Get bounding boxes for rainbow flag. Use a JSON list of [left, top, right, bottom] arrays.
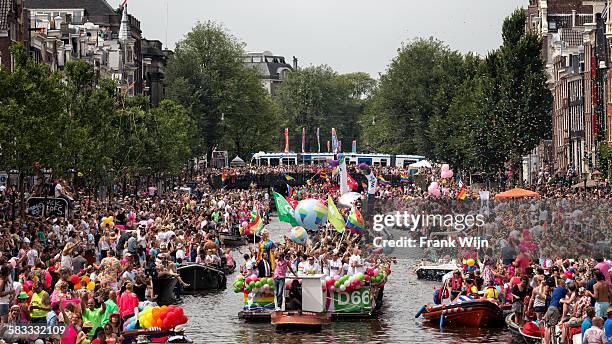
[[248, 208, 264, 236], [319, 171, 329, 181], [283, 173, 295, 181], [400, 173, 410, 183], [346, 207, 365, 235], [376, 175, 390, 186], [457, 180, 467, 201]]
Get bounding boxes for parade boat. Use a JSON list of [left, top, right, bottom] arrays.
[[271, 274, 331, 330], [178, 263, 227, 292], [121, 327, 193, 343], [219, 226, 246, 247], [413, 261, 458, 281], [416, 297, 504, 328]]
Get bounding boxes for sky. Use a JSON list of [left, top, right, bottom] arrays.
[[108, 0, 526, 77]]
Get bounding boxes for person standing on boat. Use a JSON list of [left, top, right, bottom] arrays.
[[257, 252, 272, 277], [512, 277, 529, 325], [449, 271, 463, 301], [272, 251, 297, 311]]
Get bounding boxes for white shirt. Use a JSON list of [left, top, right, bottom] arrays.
[[176, 249, 186, 261], [26, 249, 38, 266], [328, 259, 343, 277], [348, 255, 364, 275]]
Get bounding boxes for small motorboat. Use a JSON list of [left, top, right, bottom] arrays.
[[271, 274, 331, 330], [416, 297, 504, 328], [178, 263, 227, 292], [414, 261, 458, 281], [152, 276, 179, 305], [506, 313, 542, 344], [506, 313, 582, 344]]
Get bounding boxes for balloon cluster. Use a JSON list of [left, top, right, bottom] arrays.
[[440, 164, 454, 179], [69, 275, 95, 291], [137, 305, 188, 330], [324, 273, 366, 293], [366, 268, 387, 286], [428, 182, 441, 197], [101, 216, 114, 229], [233, 274, 275, 293], [462, 257, 478, 272]]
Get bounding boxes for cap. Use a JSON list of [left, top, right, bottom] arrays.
[[17, 292, 29, 299], [83, 321, 93, 328]]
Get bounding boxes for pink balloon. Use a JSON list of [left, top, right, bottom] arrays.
[[441, 164, 450, 171], [428, 187, 441, 197], [333, 275, 340, 281], [441, 169, 454, 179], [329, 285, 335, 292]]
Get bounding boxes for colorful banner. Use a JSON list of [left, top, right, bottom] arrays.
[[327, 196, 345, 233], [301, 127, 305, 153], [273, 191, 298, 226], [316, 127, 320, 153], [352, 140, 357, 153], [339, 153, 348, 195], [327, 140, 330, 153], [284, 128, 289, 153]]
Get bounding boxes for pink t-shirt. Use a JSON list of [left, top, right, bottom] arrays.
[[61, 324, 77, 344], [118, 291, 139, 318], [273, 259, 289, 279], [583, 326, 606, 344]]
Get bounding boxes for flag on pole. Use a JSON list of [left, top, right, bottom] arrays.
[[457, 179, 467, 200], [319, 171, 329, 181], [284, 128, 289, 153], [352, 140, 357, 153], [301, 127, 305, 153], [400, 173, 410, 183], [248, 208, 264, 236], [331, 128, 338, 153], [120, 0, 128, 7], [316, 127, 320, 153], [272, 192, 298, 226], [327, 140, 330, 153], [283, 173, 295, 181], [327, 196, 345, 233], [286, 197, 299, 209], [346, 206, 365, 235], [286, 184, 294, 197], [376, 175, 390, 186]]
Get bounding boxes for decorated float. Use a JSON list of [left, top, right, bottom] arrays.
[[121, 305, 192, 343]]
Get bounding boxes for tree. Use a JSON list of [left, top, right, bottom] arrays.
[[165, 21, 278, 159], [276, 66, 375, 152]]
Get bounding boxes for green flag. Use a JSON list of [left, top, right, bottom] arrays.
[[327, 196, 345, 233], [273, 192, 298, 226]]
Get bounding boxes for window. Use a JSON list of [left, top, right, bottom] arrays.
[[126, 48, 133, 63]]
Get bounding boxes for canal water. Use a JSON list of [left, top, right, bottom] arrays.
[[179, 218, 513, 343]]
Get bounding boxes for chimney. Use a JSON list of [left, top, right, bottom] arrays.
[[292, 56, 298, 70]]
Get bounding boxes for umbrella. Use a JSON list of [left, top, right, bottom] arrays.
[[494, 188, 540, 199]]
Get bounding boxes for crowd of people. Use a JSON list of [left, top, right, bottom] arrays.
[[0, 161, 609, 344]]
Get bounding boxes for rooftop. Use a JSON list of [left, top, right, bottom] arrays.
[[24, 0, 116, 16]]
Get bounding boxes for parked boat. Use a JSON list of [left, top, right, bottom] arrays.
[[178, 263, 227, 292], [416, 297, 504, 328], [152, 276, 178, 306], [219, 227, 246, 247], [414, 261, 458, 281], [506, 313, 541, 344], [505, 313, 582, 344], [271, 310, 331, 330]]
